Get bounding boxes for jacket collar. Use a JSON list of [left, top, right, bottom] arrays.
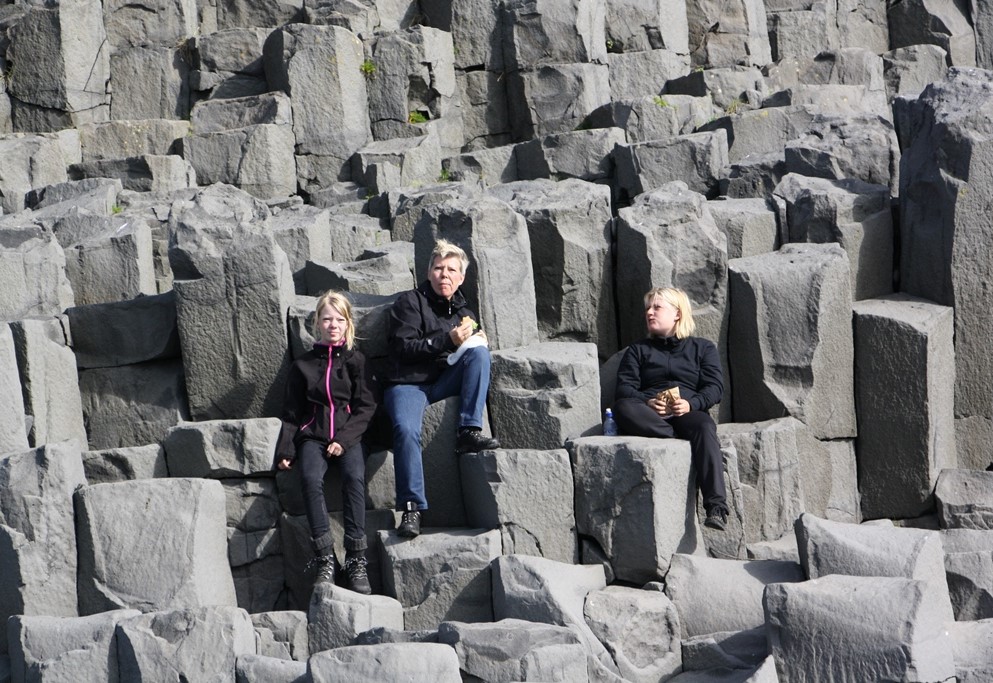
[[649, 335, 682, 350], [313, 341, 346, 357], [418, 279, 467, 312]]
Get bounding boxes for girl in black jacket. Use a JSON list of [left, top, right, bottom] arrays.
[[613, 287, 729, 531], [274, 291, 376, 593]]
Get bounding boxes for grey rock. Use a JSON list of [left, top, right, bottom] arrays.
[[109, 46, 192, 120], [570, 436, 704, 584], [420, 0, 503, 70], [78, 359, 188, 449], [614, 130, 729, 201], [766, 3, 838, 63], [229, 526, 278, 567], [795, 512, 955, 623], [329, 213, 392, 262], [63, 220, 157, 306], [681, 627, 769, 671], [251, 610, 308, 661], [305, 252, 412, 297], [9, 318, 86, 448], [728, 243, 855, 439], [949, 619, 993, 683], [389, 181, 481, 242], [164, 417, 281, 477], [223, 478, 281, 532], [888, 0, 975, 67], [716, 419, 806, 545], [76, 478, 237, 614], [264, 24, 370, 182], [69, 155, 197, 193], [268, 205, 332, 292], [664, 66, 765, 111], [506, 63, 611, 139], [457, 70, 512, 151], [413, 194, 539, 350], [584, 585, 681, 683], [853, 295, 956, 519], [308, 583, 404, 652], [685, 0, 770, 68], [116, 606, 256, 680], [501, 0, 607, 70], [615, 181, 728, 349], [103, 0, 197, 48], [308, 643, 462, 682], [936, 469, 993, 530], [198, 28, 271, 76], [236, 654, 307, 683], [25, 178, 121, 213], [379, 528, 500, 630], [0, 327, 28, 454], [489, 342, 601, 449], [764, 83, 888, 120], [707, 198, 777, 259], [0, 442, 86, 649], [882, 44, 949, 101], [7, 610, 140, 683], [584, 97, 682, 144], [216, 0, 304, 29], [186, 123, 297, 199], [899, 68, 993, 470], [665, 554, 803, 637], [765, 574, 955, 682], [769, 48, 889, 116], [797, 436, 859, 525], [492, 554, 618, 680], [443, 144, 517, 185], [461, 449, 578, 563], [605, 0, 688, 54], [774, 173, 893, 300], [232, 553, 285, 613], [700, 105, 817, 164], [7, 2, 109, 122], [82, 444, 167, 484], [942, 529, 993, 621], [437, 618, 588, 682], [66, 291, 180, 369], [190, 92, 293, 134], [0, 228, 74, 321], [0, 135, 68, 214], [516, 128, 626, 183], [722, 153, 788, 200], [607, 49, 690, 101], [352, 134, 443, 195]]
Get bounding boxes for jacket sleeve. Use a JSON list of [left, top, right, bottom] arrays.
[[615, 344, 653, 402], [330, 351, 377, 451], [691, 339, 724, 412], [389, 291, 456, 362], [273, 362, 307, 467]]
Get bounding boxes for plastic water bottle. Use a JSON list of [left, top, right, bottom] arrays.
[[603, 408, 618, 436]]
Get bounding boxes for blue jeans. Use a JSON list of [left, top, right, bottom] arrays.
[[384, 345, 491, 511]]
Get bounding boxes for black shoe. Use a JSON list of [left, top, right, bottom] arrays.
[[343, 555, 372, 594], [398, 502, 421, 538], [306, 554, 335, 584], [704, 506, 728, 531], [456, 428, 500, 455]]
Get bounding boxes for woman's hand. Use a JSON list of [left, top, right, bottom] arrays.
[[669, 398, 691, 416], [647, 397, 691, 417], [277, 458, 293, 470], [326, 442, 344, 457], [449, 320, 475, 347]]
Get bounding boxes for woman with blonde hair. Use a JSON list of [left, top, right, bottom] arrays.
[[274, 290, 376, 592], [613, 287, 729, 530]]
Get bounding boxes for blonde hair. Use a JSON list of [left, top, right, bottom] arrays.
[[644, 287, 696, 339], [428, 239, 469, 277], [312, 290, 356, 349]]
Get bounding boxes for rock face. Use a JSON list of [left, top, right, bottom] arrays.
[[4, 2, 993, 680]]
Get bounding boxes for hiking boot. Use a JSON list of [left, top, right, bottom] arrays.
[[456, 427, 500, 455], [343, 555, 372, 594], [704, 506, 728, 531], [398, 501, 421, 538], [306, 554, 335, 584]]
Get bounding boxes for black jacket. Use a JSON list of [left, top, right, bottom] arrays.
[[385, 280, 477, 385], [273, 342, 376, 466], [615, 336, 723, 412]]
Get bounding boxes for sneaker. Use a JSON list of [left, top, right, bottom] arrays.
[[456, 428, 500, 455], [398, 507, 421, 538], [343, 556, 372, 595], [704, 506, 728, 531], [306, 554, 335, 584]]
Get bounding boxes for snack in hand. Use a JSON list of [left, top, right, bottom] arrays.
[[461, 316, 479, 330], [656, 387, 680, 405]]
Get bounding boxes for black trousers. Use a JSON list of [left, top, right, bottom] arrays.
[[613, 397, 727, 511], [297, 439, 367, 550]]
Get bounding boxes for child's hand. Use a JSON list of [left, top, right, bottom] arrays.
[[277, 458, 293, 470]]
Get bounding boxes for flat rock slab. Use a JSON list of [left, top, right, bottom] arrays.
[[308, 642, 462, 682], [936, 468, 993, 530]]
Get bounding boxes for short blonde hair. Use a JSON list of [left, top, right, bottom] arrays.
[[644, 287, 696, 339], [428, 239, 469, 277], [312, 290, 356, 349]]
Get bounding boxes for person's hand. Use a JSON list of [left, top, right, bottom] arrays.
[[476, 329, 487, 343], [648, 397, 667, 417], [326, 442, 343, 457], [669, 398, 690, 416], [648, 396, 690, 417], [449, 319, 475, 347], [277, 458, 293, 470]]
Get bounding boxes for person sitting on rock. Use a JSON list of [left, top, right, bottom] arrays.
[[385, 239, 500, 539], [612, 287, 729, 531], [274, 290, 376, 593]]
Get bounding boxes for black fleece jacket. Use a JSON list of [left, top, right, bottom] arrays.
[[273, 342, 376, 466], [385, 280, 477, 385], [615, 336, 724, 412]]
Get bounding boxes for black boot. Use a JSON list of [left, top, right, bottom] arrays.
[[307, 530, 336, 584], [343, 536, 371, 594], [398, 500, 421, 538]]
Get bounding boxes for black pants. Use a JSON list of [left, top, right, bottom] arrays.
[[613, 397, 727, 511], [297, 439, 366, 548]]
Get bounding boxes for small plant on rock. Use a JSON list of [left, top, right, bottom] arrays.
[[408, 111, 428, 124], [438, 167, 452, 182], [360, 59, 376, 79], [653, 95, 671, 108]]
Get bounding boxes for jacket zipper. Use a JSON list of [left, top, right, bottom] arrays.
[[325, 351, 335, 442]]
